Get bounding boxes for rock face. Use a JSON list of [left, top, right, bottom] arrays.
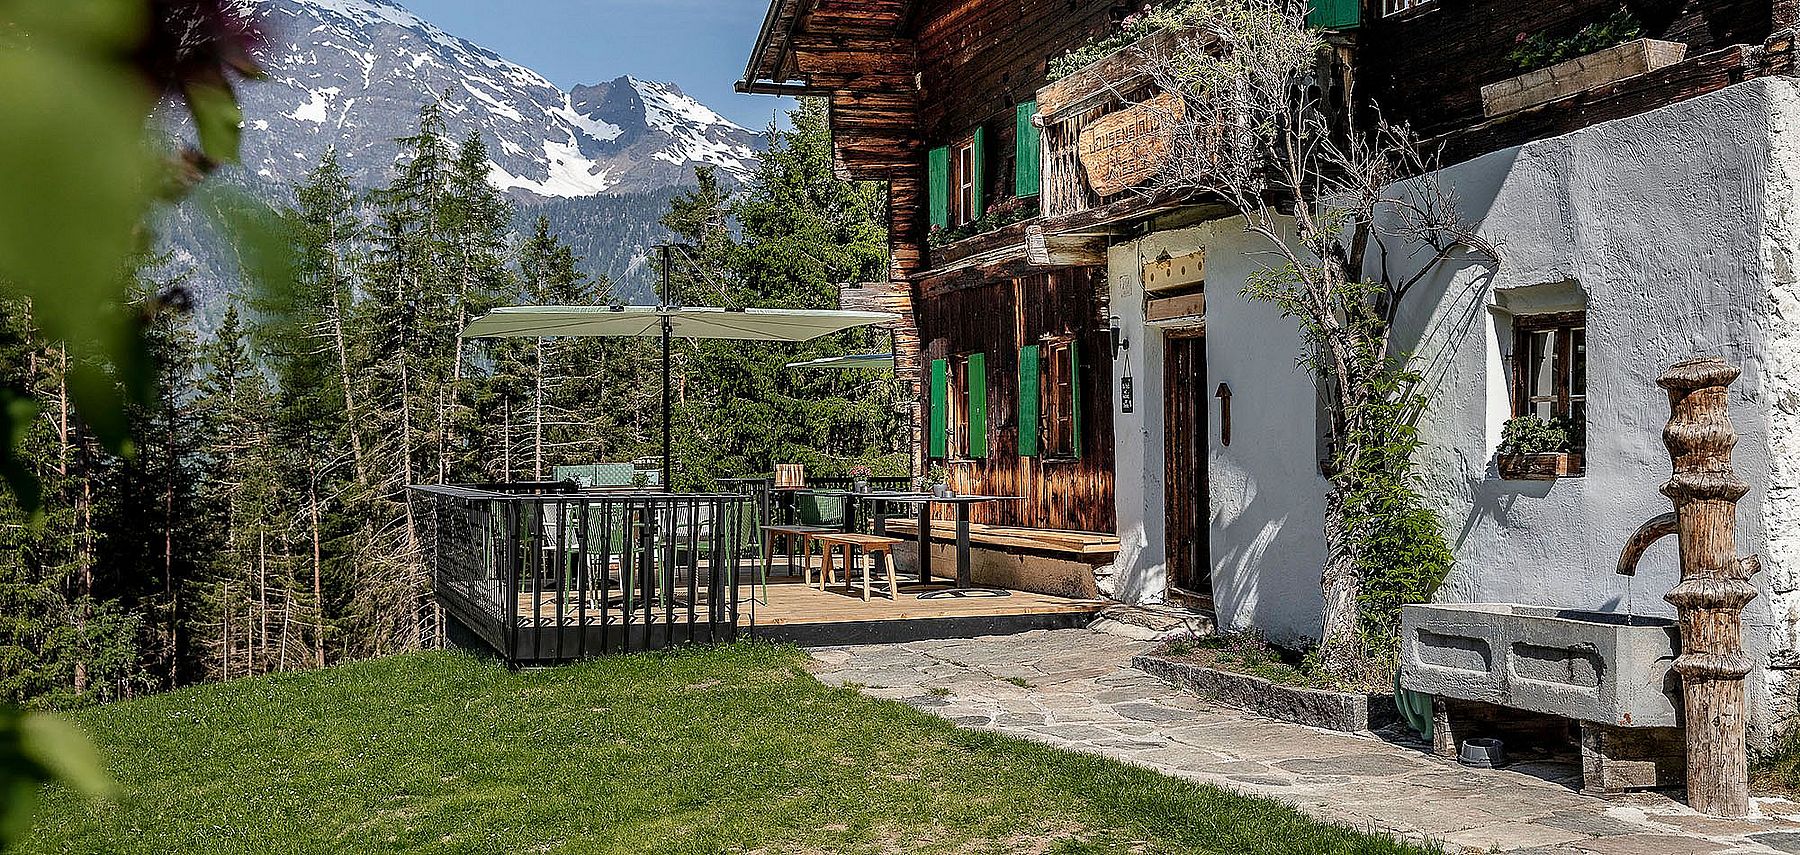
[[229, 0, 764, 199]]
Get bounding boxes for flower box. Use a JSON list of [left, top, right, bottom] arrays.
[[1496, 452, 1584, 481], [1481, 38, 1688, 117]]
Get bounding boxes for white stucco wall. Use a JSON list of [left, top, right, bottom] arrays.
[[1107, 78, 1800, 735], [1109, 218, 1332, 647]]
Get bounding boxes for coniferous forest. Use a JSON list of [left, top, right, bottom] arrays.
[[0, 99, 905, 709]]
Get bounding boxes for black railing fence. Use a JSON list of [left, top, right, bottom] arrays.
[[412, 485, 750, 665]]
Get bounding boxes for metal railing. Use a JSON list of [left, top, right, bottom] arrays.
[[412, 484, 751, 666]]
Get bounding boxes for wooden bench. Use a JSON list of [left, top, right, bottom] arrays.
[[884, 520, 1121, 557], [761, 525, 835, 583], [813, 532, 905, 601]]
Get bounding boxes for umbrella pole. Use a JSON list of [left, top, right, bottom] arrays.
[[661, 314, 672, 493], [660, 244, 675, 494]]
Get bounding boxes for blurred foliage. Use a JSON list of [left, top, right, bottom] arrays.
[[0, 0, 270, 846], [1, 709, 112, 849]]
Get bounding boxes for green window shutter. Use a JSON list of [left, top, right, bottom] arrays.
[[967, 353, 988, 458], [1305, 0, 1360, 29], [1018, 345, 1040, 457], [1069, 338, 1083, 459], [1015, 101, 1041, 197], [927, 146, 950, 229], [929, 358, 949, 459], [971, 125, 988, 219]]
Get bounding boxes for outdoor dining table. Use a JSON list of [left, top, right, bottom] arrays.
[[805, 490, 1022, 593]]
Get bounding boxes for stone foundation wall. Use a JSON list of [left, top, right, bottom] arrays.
[[890, 542, 1107, 600]]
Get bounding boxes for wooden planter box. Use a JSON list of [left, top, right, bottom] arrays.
[[1496, 452, 1583, 480], [1481, 38, 1688, 117]]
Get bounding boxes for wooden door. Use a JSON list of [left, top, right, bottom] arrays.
[[1164, 334, 1211, 600]]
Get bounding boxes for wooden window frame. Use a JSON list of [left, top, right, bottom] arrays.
[[1511, 310, 1587, 452], [940, 352, 991, 461], [1040, 336, 1079, 460], [951, 354, 971, 459], [950, 136, 977, 227]]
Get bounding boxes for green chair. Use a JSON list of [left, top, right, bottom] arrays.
[[796, 494, 846, 528]]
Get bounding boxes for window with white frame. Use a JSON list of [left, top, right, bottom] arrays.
[[1382, 0, 1435, 17]]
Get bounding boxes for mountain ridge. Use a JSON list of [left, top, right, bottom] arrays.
[[233, 0, 765, 199], [166, 0, 762, 315]]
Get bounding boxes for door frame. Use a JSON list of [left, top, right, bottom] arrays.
[[1162, 328, 1212, 609]]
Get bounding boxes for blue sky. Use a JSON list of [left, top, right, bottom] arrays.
[[400, 0, 793, 130]]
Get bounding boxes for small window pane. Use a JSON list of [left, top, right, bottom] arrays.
[[1528, 331, 1554, 399], [1570, 327, 1586, 397]]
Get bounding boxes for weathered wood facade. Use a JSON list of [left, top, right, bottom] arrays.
[[917, 270, 1117, 531], [743, 0, 1129, 534]]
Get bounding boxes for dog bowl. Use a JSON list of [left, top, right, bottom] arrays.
[[1458, 737, 1507, 768]]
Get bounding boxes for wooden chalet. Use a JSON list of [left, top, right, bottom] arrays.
[[740, 0, 1800, 607]]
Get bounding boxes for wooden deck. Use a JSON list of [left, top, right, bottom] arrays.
[[499, 565, 1111, 650], [745, 578, 1109, 645]]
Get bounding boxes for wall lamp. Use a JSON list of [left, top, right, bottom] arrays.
[[1108, 314, 1128, 353]]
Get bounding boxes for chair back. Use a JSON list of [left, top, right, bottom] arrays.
[[774, 463, 806, 488], [796, 493, 845, 527]]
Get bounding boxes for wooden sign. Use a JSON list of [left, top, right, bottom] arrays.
[[1145, 292, 1206, 325], [1144, 248, 1206, 291], [1077, 92, 1184, 197]]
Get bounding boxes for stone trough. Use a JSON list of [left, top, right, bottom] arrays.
[[1400, 603, 1686, 793], [1399, 602, 1680, 727]]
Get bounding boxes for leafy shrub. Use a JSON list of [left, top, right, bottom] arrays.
[[1353, 497, 1455, 665], [1497, 414, 1573, 456], [1507, 7, 1645, 74]]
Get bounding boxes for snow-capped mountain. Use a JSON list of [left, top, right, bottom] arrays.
[[235, 0, 764, 199]]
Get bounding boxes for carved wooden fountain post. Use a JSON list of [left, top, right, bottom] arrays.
[[1618, 357, 1760, 817]]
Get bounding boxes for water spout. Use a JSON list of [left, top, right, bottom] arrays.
[[1616, 511, 1677, 577]]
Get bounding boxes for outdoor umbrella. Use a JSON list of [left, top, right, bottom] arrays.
[[783, 352, 894, 371], [463, 304, 897, 490]]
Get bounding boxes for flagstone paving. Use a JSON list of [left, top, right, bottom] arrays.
[[805, 628, 1800, 854]]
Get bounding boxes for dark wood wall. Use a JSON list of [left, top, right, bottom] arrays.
[[908, 0, 1124, 215], [916, 268, 1117, 533], [1359, 0, 1778, 138]]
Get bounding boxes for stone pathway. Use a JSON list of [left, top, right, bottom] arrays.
[[806, 628, 1800, 854]]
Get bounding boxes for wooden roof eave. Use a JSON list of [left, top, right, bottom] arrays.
[[738, 0, 814, 94]]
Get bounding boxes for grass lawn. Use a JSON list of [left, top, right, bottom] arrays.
[[23, 643, 1435, 854]]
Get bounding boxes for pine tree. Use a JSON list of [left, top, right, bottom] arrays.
[[666, 100, 904, 488], [357, 103, 457, 655], [0, 294, 148, 708], [476, 217, 624, 481], [193, 305, 306, 680], [95, 276, 212, 691]]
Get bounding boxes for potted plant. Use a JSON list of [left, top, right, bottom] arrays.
[[850, 464, 872, 493], [925, 464, 953, 498], [1496, 415, 1583, 479]]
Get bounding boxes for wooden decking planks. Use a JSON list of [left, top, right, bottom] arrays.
[[884, 518, 1121, 555], [750, 578, 1107, 626]]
